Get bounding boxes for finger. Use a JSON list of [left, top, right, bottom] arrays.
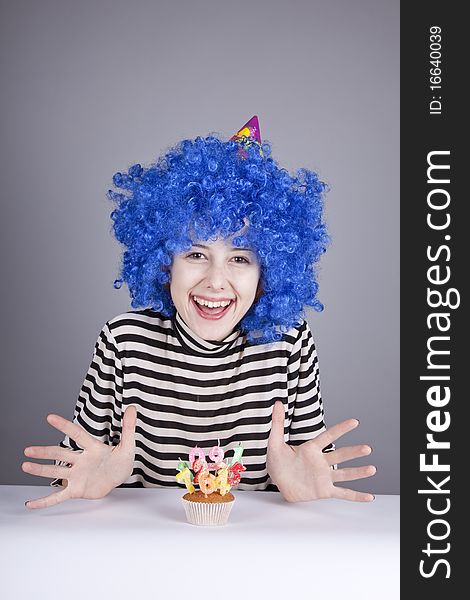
[[325, 444, 372, 466], [24, 445, 79, 464], [46, 414, 97, 450], [268, 401, 286, 449], [25, 488, 70, 510], [332, 485, 375, 502], [332, 465, 377, 483], [22, 461, 71, 480], [307, 419, 360, 450], [119, 405, 137, 452]]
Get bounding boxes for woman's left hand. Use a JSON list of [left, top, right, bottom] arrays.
[[266, 401, 376, 503]]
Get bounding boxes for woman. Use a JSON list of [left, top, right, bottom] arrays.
[[22, 117, 376, 509]]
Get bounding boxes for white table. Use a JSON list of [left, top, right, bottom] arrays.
[[0, 486, 399, 600]]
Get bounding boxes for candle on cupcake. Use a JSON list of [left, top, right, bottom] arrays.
[[176, 442, 246, 527], [176, 443, 246, 496]]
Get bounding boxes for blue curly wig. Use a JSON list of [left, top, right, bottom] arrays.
[[108, 135, 329, 344]]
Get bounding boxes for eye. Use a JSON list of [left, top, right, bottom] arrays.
[[231, 255, 250, 264], [185, 252, 206, 262]]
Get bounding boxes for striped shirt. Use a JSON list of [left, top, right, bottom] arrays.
[[52, 309, 327, 491]]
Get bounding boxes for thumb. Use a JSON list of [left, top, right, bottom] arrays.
[[268, 401, 286, 450], [120, 404, 137, 452]]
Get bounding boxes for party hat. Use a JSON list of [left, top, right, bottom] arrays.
[[230, 115, 263, 157]]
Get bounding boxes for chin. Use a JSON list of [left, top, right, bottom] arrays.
[[196, 322, 233, 341]]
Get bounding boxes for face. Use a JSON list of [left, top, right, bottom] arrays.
[[170, 237, 261, 341]]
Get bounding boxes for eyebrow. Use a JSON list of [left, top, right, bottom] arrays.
[[191, 243, 254, 253]]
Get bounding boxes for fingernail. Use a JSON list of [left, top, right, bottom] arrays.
[[356, 418, 361, 425], [24, 501, 29, 507]]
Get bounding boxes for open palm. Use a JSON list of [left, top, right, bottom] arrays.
[[22, 405, 137, 509], [267, 401, 376, 503]]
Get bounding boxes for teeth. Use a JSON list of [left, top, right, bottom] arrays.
[[193, 296, 232, 308]]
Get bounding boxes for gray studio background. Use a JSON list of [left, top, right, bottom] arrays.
[[0, 0, 399, 493]]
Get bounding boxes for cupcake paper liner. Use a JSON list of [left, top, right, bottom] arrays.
[[181, 496, 235, 526]]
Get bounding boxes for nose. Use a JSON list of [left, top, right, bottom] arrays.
[[205, 262, 228, 290]]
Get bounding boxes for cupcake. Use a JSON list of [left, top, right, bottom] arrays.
[[176, 442, 246, 526]]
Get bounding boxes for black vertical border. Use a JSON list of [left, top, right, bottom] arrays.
[[401, 2, 464, 596]]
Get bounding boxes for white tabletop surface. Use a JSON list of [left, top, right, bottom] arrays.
[[0, 486, 399, 600]]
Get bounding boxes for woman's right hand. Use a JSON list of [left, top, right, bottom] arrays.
[[22, 405, 137, 510]]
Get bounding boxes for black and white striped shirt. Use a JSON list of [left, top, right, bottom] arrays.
[[52, 309, 327, 491]]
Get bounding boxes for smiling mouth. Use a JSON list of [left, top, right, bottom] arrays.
[[191, 296, 235, 320]]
